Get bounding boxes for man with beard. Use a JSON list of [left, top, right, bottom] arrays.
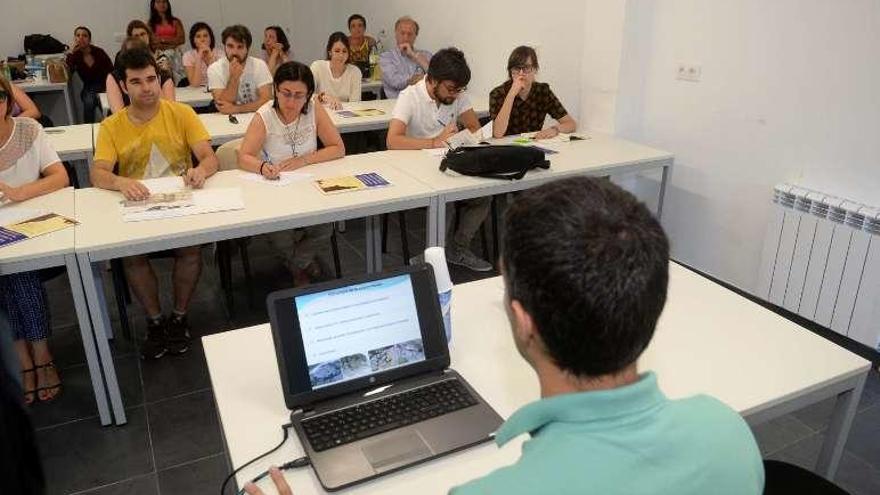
[[387, 47, 492, 272], [91, 46, 219, 360], [208, 24, 273, 115]]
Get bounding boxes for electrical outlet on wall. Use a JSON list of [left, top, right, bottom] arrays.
[[676, 63, 701, 82]]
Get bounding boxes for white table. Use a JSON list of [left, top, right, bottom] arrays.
[[385, 134, 674, 248], [362, 79, 383, 99], [99, 85, 214, 117], [199, 112, 255, 145], [74, 159, 439, 424], [15, 79, 76, 125], [44, 124, 94, 187], [0, 188, 110, 424], [203, 264, 869, 493]]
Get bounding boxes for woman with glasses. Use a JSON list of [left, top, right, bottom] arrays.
[[489, 45, 576, 138], [237, 61, 345, 286]]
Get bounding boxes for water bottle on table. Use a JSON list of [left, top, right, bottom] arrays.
[[424, 247, 453, 344]]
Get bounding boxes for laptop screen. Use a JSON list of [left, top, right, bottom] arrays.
[[295, 274, 427, 390]]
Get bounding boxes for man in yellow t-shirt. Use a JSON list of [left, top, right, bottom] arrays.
[[91, 47, 219, 361]]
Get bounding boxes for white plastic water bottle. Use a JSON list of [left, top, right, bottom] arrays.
[[424, 247, 453, 344]]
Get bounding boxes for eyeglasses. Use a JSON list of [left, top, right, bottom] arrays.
[[440, 82, 467, 95], [511, 65, 536, 74], [279, 90, 309, 101]]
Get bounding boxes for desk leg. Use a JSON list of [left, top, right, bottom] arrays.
[[63, 86, 76, 125], [65, 254, 112, 426], [656, 160, 673, 220], [434, 196, 447, 247], [816, 372, 866, 480], [427, 196, 439, 247], [77, 254, 127, 425], [365, 216, 383, 273]]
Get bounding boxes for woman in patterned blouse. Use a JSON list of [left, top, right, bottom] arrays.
[[489, 45, 577, 139]]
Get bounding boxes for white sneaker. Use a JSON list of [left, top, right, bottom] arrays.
[[446, 246, 493, 272]]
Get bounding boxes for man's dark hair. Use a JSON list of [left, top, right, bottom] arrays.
[[189, 22, 216, 50], [427, 47, 470, 88], [348, 14, 366, 29], [114, 46, 159, 85], [325, 31, 350, 62], [502, 176, 670, 377], [222, 24, 253, 50], [262, 26, 290, 53], [273, 61, 315, 115], [506, 45, 539, 78]]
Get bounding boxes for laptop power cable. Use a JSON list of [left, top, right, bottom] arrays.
[[220, 422, 311, 495]]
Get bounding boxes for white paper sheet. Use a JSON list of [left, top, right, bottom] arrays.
[[0, 207, 48, 226], [122, 188, 245, 222], [238, 171, 314, 187], [140, 176, 188, 193], [422, 148, 447, 157]]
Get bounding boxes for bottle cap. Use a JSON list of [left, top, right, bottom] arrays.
[[424, 246, 453, 293]]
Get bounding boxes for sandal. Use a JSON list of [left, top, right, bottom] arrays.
[[21, 367, 36, 405], [34, 361, 62, 402]]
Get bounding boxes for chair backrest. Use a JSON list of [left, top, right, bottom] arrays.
[[216, 138, 244, 171], [763, 460, 850, 495]]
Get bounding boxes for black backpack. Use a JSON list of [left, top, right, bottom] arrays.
[[439, 145, 550, 180], [23, 34, 68, 55]]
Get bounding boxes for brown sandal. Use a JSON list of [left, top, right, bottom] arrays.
[[34, 361, 62, 402]]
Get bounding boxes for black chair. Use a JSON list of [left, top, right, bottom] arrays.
[[763, 460, 850, 494]]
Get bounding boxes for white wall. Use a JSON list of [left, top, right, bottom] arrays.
[[612, 0, 880, 292]]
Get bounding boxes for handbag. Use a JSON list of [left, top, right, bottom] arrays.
[[23, 34, 68, 55], [439, 145, 550, 180]]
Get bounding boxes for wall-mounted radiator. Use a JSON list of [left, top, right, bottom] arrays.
[[757, 184, 880, 351]]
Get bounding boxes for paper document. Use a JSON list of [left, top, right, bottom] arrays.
[[446, 129, 482, 149], [121, 188, 245, 222], [140, 176, 188, 193], [0, 210, 77, 248], [423, 148, 447, 157], [315, 172, 391, 194], [336, 108, 385, 118], [238, 170, 314, 187]]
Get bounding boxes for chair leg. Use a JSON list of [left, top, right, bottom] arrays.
[[381, 213, 389, 253], [398, 211, 410, 264], [480, 219, 490, 262], [238, 239, 255, 310], [216, 242, 234, 316], [331, 228, 342, 279], [110, 259, 132, 341]]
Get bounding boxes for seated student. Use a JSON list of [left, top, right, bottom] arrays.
[[127, 20, 176, 84], [261, 26, 293, 76], [64, 26, 113, 123], [0, 76, 69, 404], [310, 32, 362, 110], [347, 14, 376, 74], [387, 48, 491, 272], [238, 61, 345, 286], [244, 177, 766, 495], [490, 45, 576, 138], [106, 36, 175, 114], [182, 22, 224, 87], [149, 0, 186, 83], [379, 16, 431, 98], [208, 25, 273, 115], [5, 83, 41, 121], [90, 47, 219, 360]]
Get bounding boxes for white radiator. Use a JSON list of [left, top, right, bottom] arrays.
[[757, 184, 880, 351]]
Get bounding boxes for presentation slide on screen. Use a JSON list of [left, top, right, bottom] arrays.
[[295, 275, 426, 389]]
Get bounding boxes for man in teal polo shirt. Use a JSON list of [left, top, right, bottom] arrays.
[[244, 176, 764, 495]]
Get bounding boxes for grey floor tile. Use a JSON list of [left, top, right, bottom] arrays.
[[75, 473, 159, 495], [842, 403, 880, 469], [156, 454, 234, 495], [37, 407, 153, 495], [791, 396, 836, 433], [147, 390, 224, 470], [751, 414, 816, 456], [141, 340, 211, 403], [31, 355, 142, 429], [768, 433, 880, 495]]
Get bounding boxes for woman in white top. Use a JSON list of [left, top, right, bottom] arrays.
[[238, 61, 345, 286], [310, 32, 362, 110], [0, 76, 69, 405], [181, 22, 224, 87]]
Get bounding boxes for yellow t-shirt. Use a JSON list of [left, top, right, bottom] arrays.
[[94, 100, 210, 179]]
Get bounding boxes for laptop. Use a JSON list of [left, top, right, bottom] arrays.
[[268, 265, 503, 491]]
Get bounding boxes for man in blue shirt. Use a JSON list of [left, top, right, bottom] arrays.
[[379, 16, 432, 98], [244, 177, 764, 494]]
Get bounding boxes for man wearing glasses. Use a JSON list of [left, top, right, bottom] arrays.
[[490, 45, 577, 139], [387, 47, 492, 272]]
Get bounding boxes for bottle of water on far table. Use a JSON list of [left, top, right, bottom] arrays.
[[424, 247, 453, 344]]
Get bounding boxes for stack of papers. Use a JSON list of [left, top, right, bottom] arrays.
[[315, 172, 391, 194], [121, 177, 245, 222], [335, 108, 386, 118], [0, 208, 77, 248]]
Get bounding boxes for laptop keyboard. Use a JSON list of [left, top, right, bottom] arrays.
[[301, 379, 479, 452]]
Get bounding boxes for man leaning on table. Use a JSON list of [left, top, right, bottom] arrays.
[[243, 176, 764, 495], [387, 47, 492, 272], [91, 46, 219, 361]]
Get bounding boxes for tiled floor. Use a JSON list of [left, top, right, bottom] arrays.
[[24, 210, 880, 494]]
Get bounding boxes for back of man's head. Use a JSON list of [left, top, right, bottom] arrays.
[[427, 48, 470, 88], [222, 24, 252, 49], [501, 176, 669, 377]]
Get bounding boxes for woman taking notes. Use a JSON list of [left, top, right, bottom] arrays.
[[489, 45, 576, 139], [310, 32, 362, 110], [238, 61, 345, 286]]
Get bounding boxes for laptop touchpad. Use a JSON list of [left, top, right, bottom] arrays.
[[362, 430, 433, 472]]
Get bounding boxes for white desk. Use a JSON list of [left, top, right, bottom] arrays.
[[74, 159, 439, 424], [199, 112, 255, 145], [99, 85, 214, 117], [15, 79, 75, 125], [362, 79, 383, 99], [385, 134, 674, 247], [0, 188, 110, 424], [45, 124, 95, 187], [203, 264, 869, 493]]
